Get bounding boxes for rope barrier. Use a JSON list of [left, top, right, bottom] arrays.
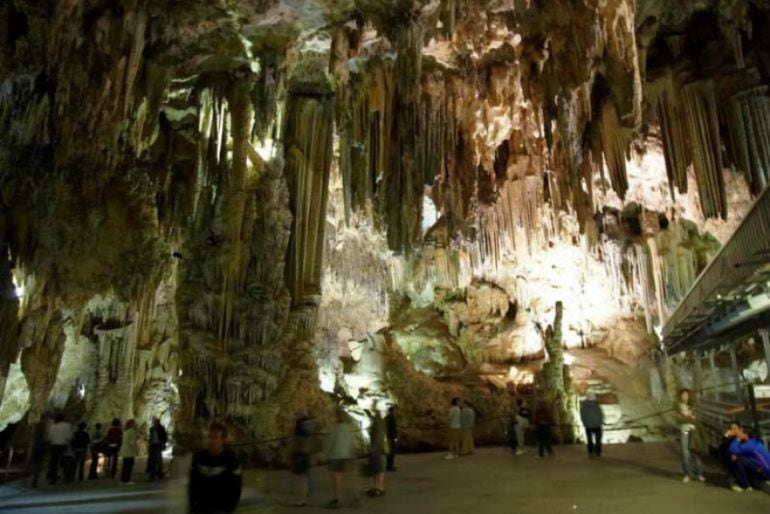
[[226, 379, 760, 450]]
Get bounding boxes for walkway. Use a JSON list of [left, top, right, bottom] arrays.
[[0, 443, 767, 513]]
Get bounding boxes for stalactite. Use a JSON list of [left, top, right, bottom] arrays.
[[653, 74, 689, 197], [681, 80, 727, 219], [726, 85, 770, 194], [599, 99, 630, 199], [284, 90, 335, 305]]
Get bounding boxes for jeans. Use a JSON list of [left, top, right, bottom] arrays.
[[106, 446, 119, 478], [121, 457, 135, 483], [536, 424, 553, 457], [147, 445, 164, 479], [73, 449, 87, 481], [47, 445, 67, 483], [681, 432, 703, 477], [585, 427, 602, 456]]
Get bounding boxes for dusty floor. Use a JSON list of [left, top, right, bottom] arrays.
[[0, 443, 767, 513]]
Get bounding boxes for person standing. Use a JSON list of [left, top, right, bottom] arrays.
[[27, 421, 47, 488], [72, 422, 91, 481], [460, 402, 476, 456], [444, 398, 462, 460], [189, 422, 243, 514], [385, 406, 399, 472], [675, 388, 705, 483], [533, 401, 554, 458], [120, 419, 138, 485], [147, 418, 168, 480], [514, 398, 531, 455], [47, 413, 74, 484], [88, 422, 104, 479], [580, 393, 604, 458], [105, 418, 123, 479], [366, 406, 387, 498], [291, 415, 320, 507], [326, 409, 357, 509]]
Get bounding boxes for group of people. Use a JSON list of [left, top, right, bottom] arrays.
[[676, 387, 770, 491], [288, 404, 399, 509], [445, 397, 477, 460], [27, 413, 168, 488]]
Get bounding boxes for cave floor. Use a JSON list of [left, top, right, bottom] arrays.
[[0, 443, 767, 513]]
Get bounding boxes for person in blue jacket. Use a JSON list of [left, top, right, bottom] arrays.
[[728, 426, 770, 492]]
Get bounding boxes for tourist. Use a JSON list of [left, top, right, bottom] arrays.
[[718, 422, 741, 489], [326, 408, 357, 509], [385, 405, 399, 472], [189, 422, 243, 514], [72, 422, 91, 481], [675, 388, 705, 483], [47, 412, 74, 484], [105, 418, 123, 479], [88, 422, 104, 479], [514, 398, 530, 455], [291, 415, 320, 507], [445, 398, 462, 460], [533, 401, 554, 458], [27, 421, 47, 488], [120, 419, 138, 485], [580, 392, 604, 458], [366, 405, 387, 498], [460, 401, 476, 456], [728, 426, 770, 491], [147, 417, 168, 480]]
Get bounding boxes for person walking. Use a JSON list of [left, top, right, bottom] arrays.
[[189, 422, 243, 514], [366, 406, 387, 498], [47, 413, 74, 484], [385, 406, 398, 472], [105, 418, 123, 479], [147, 418, 168, 480], [88, 422, 104, 479], [580, 392, 604, 458], [120, 419, 138, 485], [460, 402, 476, 456], [533, 401, 554, 458], [675, 388, 705, 483], [27, 421, 47, 488], [325, 409, 357, 509], [72, 422, 91, 481], [291, 415, 320, 507], [445, 398, 462, 460]]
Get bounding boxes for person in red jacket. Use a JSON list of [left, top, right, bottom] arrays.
[[104, 418, 123, 479]]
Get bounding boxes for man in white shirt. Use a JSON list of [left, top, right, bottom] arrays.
[[47, 413, 74, 484], [445, 398, 463, 460]]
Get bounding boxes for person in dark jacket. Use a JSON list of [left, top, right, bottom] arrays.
[[533, 401, 554, 458], [385, 406, 398, 472], [72, 422, 91, 481], [728, 426, 770, 491], [89, 422, 104, 479], [147, 418, 168, 480], [105, 418, 123, 479], [580, 393, 604, 457], [189, 422, 242, 514]]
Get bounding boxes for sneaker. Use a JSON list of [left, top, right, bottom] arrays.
[[325, 499, 341, 509], [295, 500, 308, 507], [696, 475, 706, 482], [746, 487, 754, 492], [731, 485, 744, 493], [514, 450, 524, 456], [444, 454, 455, 460], [682, 476, 690, 483]]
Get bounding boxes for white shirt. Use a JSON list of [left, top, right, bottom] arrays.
[[49, 421, 74, 446], [448, 406, 462, 429]]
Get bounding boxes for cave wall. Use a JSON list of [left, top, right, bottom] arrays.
[[0, 0, 768, 452]]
